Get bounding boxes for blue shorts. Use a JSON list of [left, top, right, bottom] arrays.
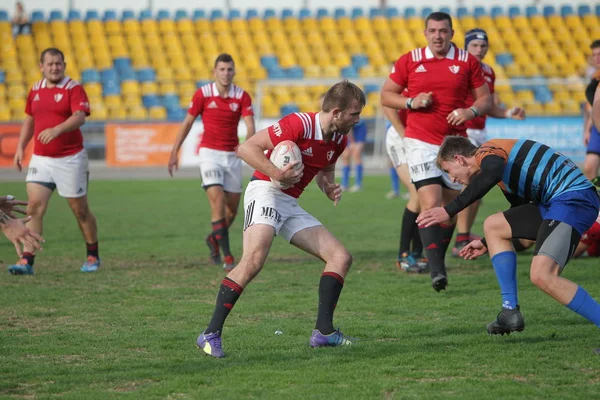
[[352, 122, 367, 143], [587, 125, 600, 155], [539, 187, 600, 235]]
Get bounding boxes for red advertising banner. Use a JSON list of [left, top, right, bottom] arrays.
[[0, 124, 33, 168], [105, 123, 180, 167]]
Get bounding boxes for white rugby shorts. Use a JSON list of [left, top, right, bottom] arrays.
[[467, 128, 488, 147], [26, 149, 89, 198], [403, 137, 462, 191], [243, 180, 321, 242], [198, 147, 242, 193], [385, 126, 407, 167]]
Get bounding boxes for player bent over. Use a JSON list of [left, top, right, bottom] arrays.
[[196, 81, 365, 358], [417, 136, 600, 336]]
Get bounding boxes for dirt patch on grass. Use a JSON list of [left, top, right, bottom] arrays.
[[110, 379, 156, 393]]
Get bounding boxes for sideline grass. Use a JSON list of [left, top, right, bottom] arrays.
[[1, 177, 599, 399]]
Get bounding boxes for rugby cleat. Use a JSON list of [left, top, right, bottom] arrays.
[[397, 252, 426, 274], [223, 255, 235, 272], [81, 256, 100, 272], [431, 274, 448, 292], [205, 234, 222, 265], [196, 332, 224, 358], [486, 306, 525, 335], [8, 259, 34, 275], [310, 329, 353, 348]]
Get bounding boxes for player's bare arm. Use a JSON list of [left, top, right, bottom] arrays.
[[381, 79, 432, 110], [236, 129, 303, 186], [242, 115, 256, 141], [383, 106, 406, 137], [583, 104, 593, 146], [38, 110, 86, 144], [168, 113, 196, 176], [447, 84, 492, 125], [592, 84, 600, 131], [487, 93, 526, 120], [316, 164, 342, 206], [14, 115, 34, 171]]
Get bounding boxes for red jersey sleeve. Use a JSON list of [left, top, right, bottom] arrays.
[[241, 92, 254, 117], [70, 85, 91, 116], [187, 89, 205, 117], [389, 54, 409, 87], [25, 88, 33, 116], [468, 56, 487, 90], [267, 114, 303, 145]]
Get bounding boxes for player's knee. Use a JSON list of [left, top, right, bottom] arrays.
[[329, 248, 352, 271], [27, 198, 47, 216], [72, 204, 92, 221], [529, 258, 559, 291], [483, 214, 508, 238]]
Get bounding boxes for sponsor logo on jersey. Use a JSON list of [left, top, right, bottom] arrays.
[[272, 122, 282, 137], [415, 65, 427, 73], [207, 101, 218, 109], [260, 207, 282, 223], [301, 147, 313, 157], [33, 94, 40, 101]]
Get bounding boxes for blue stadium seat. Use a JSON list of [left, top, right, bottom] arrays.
[[351, 8, 364, 19], [174, 9, 188, 20], [0, 11, 7, 21], [195, 80, 212, 88], [508, 6, 521, 18], [543, 6, 556, 17], [114, 57, 132, 72], [139, 9, 152, 20], [162, 94, 180, 110], [578, 5, 592, 16], [193, 9, 206, 20], [49, 10, 64, 22], [245, 8, 258, 19], [281, 8, 294, 19], [364, 84, 379, 94], [351, 54, 369, 69], [495, 53, 514, 66], [82, 69, 101, 83], [334, 8, 346, 19], [596, 5, 600, 16], [560, 5, 574, 17], [263, 8, 276, 19], [439, 7, 451, 16], [101, 68, 119, 83], [31, 10, 45, 22], [167, 108, 186, 121], [137, 68, 156, 82], [341, 66, 358, 79], [67, 10, 81, 21], [103, 10, 118, 21], [156, 9, 170, 20], [457, 7, 469, 18], [260, 55, 279, 70], [299, 8, 311, 20], [103, 82, 121, 96], [404, 7, 416, 18], [121, 9, 135, 21], [533, 86, 553, 104], [280, 104, 299, 117], [421, 7, 433, 19], [525, 6, 539, 17], [473, 7, 486, 18], [0, 71, 6, 84], [385, 7, 399, 18], [286, 67, 304, 79], [490, 6, 503, 18], [142, 95, 161, 108], [228, 9, 241, 19], [316, 8, 329, 19], [120, 69, 136, 81], [210, 9, 224, 20], [369, 8, 382, 18], [268, 67, 286, 79]]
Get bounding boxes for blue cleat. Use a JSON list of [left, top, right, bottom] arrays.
[[396, 252, 426, 273], [81, 256, 100, 272], [8, 259, 34, 275], [196, 332, 224, 358], [310, 329, 353, 348]]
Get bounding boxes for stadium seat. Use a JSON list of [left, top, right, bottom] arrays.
[[157, 9, 170, 20], [31, 10, 45, 22], [351, 8, 364, 19], [316, 8, 329, 19], [263, 9, 276, 19], [457, 7, 469, 19], [560, 5, 575, 17], [67, 10, 81, 21], [139, 9, 152, 20], [333, 8, 346, 19], [121, 9, 135, 20], [508, 6, 521, 18], [421, 7, 433, 19], [193, 9, 206, 20], [578, 5, 592, 16]]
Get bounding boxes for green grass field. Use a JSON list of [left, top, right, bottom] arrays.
[[1, 176, 599, 399]]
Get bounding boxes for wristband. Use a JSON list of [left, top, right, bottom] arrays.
[[406, 98, 414, 110], [469, 106, 479, 117], [481, 237, 487, 248]]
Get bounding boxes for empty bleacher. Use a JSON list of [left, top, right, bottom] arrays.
[[0, 5, 597, 121]]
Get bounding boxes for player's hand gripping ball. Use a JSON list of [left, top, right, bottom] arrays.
[[269, 140, 303, 190]]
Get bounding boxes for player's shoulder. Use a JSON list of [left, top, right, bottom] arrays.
[[481, 62, 495, 75], [30, 79, 44, 91], [65, 78, 83, 90], [196, 82, 214, 98], [406, 47, 425, 63], [282, 112, 315, 134], [456, 47, 472, 64], [232, 84, 251, 99]]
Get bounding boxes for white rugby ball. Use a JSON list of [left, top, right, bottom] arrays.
[[269, 140, 303, 190]]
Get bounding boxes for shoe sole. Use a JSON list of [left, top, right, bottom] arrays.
[[487, 326, 525, 335], [195, 342, 224, 358]]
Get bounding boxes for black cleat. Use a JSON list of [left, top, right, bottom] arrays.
[[431, 274, 448, 292], [486, 306, 525, 335], [205, 234, 222, 265]]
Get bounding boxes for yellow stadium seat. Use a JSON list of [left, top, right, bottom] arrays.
[[0, 108, 12, 122], [301, 18, 317, 32], [526, 102, 543, 116], [159, 19, 176, 34], [105, 20, 121, 35], [230, 19, 248, 33], [336, 17, 352, 31], [5, 70, 23, 84], [104, 95, 122, 109], [212, 18, 229, 32], [121, 81, 140, 96], [141, 20, 158, 34], [159, 82, 177, 94], [123, 94, 141, 107], [108, 107, 127, 120], [141, 82, 158, 96], [248, 18, 265, 32], [156, 67, 174, 81], [149, 106, 167, 120], [88, 106, 107, 121], [319, 17, 336, 32], [266, 18, 283, 33], [543, 102, 561, 115], [583, 15, 597, 29], [283, 18, 299, 32], [84, 83, 102, 98]]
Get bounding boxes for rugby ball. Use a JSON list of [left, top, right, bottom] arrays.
[[269, 140, 303, 190]]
